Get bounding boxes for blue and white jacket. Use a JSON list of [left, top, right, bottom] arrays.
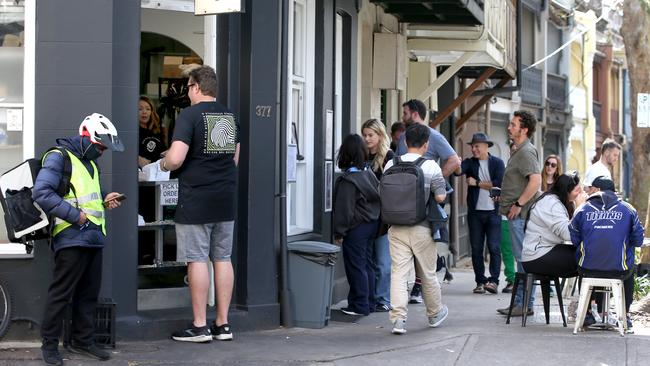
[[569, 191, 645, 272], [32, 136, 106, 252]]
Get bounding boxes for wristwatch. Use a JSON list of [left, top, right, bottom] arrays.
[[514, 201, 523, 208]]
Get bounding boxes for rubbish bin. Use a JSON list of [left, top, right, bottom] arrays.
[[287, 241, 340, 328]]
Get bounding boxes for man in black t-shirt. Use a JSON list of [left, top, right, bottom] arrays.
[[160, 65, 240, 343]]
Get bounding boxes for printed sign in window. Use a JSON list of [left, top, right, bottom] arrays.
[[160, 181, 178, 206]]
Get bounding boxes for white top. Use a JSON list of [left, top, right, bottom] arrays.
[[584, 160, 611, 186], [476, 159, 495, 211], [383, 153, 447, 204]]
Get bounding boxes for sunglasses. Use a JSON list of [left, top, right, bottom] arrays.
[[545, 161, 557, 168]]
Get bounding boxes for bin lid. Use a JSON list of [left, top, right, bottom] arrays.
[[287, 240, 340, 253]]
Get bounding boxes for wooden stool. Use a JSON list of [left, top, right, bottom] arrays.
[[573, 277, 626, 336], [506, 272, 567, 327]]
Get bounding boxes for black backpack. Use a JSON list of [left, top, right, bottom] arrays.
[[0, 147, 72, 244], [380, 157, 427, 225]]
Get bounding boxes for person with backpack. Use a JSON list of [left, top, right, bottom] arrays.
[[32, 113, 124, 365], [381, 123, 449, 335], [333, 134, 381, 316]]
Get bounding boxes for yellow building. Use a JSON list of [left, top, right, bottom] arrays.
[[568, 10, 598, 177]]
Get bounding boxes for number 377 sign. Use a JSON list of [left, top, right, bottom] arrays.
[[637, 93, 650, 128]]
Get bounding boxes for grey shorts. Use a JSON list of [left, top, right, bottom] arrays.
[[175, 221, 234, 262]]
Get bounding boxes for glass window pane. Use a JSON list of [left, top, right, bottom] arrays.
[[0, 2, 25, 246], [0, 4, 24, 104], [292, 1, 304, 77]]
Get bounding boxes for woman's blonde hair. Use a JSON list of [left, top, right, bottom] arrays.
[[541, 154, 563, 191], [361, 118, 390, 172]]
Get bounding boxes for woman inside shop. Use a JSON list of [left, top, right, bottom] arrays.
[[361, 119, 394, 313], [541, 154, 562, 192], [138, 96, 166, 168], [333, 134, 381, 316], [520, 172, 587, 277]]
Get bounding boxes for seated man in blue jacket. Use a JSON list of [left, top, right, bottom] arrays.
[[569, 176, 645, 331]]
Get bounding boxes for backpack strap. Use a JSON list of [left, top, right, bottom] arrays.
[[413, 157, 426, 167], [393, 156, 401, 165], [43, 147, 74, 198]]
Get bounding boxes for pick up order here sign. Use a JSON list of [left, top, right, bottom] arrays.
[[160, 182, 178, 206]]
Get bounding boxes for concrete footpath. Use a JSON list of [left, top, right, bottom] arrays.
[[2, 268, 650, 366]]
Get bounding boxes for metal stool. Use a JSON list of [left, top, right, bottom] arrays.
[[506, 272, 567, 327], [573, 277, 626, 336]]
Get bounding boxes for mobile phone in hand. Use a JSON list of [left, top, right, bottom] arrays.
[[103, 193, 127, 207]]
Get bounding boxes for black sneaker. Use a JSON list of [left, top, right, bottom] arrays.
[[171, 324, 212, 343], [41, 345, 63, 366], [409, 283, 423, 304], [502, 282, 514, 293], [375, 303, 391, 312], [443, 270, 454, 283], [68, 343, 110, 361], [210, 323, 233, 341]]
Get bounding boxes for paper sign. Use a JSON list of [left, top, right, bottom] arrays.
[[160, 181, 178, 206], [6, 109, 23, 131], [637, 93, 650, 128]]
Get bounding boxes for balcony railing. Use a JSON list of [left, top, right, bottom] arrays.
[[485, 0, 518, 76], [547, 73, 568, 110], [521, 66, 543, 106]]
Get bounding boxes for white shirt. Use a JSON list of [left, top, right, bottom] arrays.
[[383, 153, 447, 204], [584, 160, 611, 186], [475, 159, 495, 211]]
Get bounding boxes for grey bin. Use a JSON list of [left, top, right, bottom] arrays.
[[287, 241, 340, 328]]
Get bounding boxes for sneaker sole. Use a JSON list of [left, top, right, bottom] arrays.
[[429, 310, 449, 328], [340, 309, 363, 316], [213, 333, 234, 341], [391, 328, 406, 335], [66, 347, 110, 361], [171, 335, 213, 343]]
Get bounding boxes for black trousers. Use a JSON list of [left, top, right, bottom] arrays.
[[41, 246, 103, 346], [522, 245, 578, 278]]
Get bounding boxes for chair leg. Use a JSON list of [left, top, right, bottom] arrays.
[[613, 282, 626, 336], [540, 279, 551, 325], [554, 277, 567, 327], [506, 274, 521, 325], [573, 285, 593, 334], [522, 274, 533, 327]]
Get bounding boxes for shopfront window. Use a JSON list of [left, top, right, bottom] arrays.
[[0, 0, 34, 248], [287, 0, 315, 235]]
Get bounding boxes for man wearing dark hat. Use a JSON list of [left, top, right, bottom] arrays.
[[455, 132, 505, 294], [570, 176, 645, 332]]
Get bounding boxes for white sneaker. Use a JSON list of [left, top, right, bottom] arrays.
[[391, 318, 407, 335], [428, 305, 449, 328]]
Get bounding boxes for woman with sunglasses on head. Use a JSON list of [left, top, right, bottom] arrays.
[[541, 155, 562, 192], [520, 172, 588, 277], [361, 119, 394, 312]]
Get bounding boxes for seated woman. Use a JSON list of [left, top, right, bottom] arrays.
[[521, 172, 587, 277]]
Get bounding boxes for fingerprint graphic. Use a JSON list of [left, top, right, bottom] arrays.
[[206, 114, 236, 153]]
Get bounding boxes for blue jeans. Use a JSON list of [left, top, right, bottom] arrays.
[[372, 234, 391, 306], [342, 220, 379, 315], [508, 218, 534, 307], [468, 210, 501, 285]]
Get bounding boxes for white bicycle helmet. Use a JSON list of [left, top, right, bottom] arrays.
[[79, 113, 124, 152]]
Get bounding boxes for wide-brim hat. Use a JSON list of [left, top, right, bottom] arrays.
[[467, 132, 493, 147]]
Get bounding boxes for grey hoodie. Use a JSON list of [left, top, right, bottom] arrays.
[[332, 169, 381, 239], [521, 193, 572, 262]]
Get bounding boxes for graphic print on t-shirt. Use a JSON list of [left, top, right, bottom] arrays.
[[204, 113, 237, 154]]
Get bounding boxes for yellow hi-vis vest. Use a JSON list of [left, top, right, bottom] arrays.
[[48, 150, 106, 236]]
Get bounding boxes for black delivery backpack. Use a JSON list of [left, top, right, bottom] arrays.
[[0, 147, 72, 244]]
